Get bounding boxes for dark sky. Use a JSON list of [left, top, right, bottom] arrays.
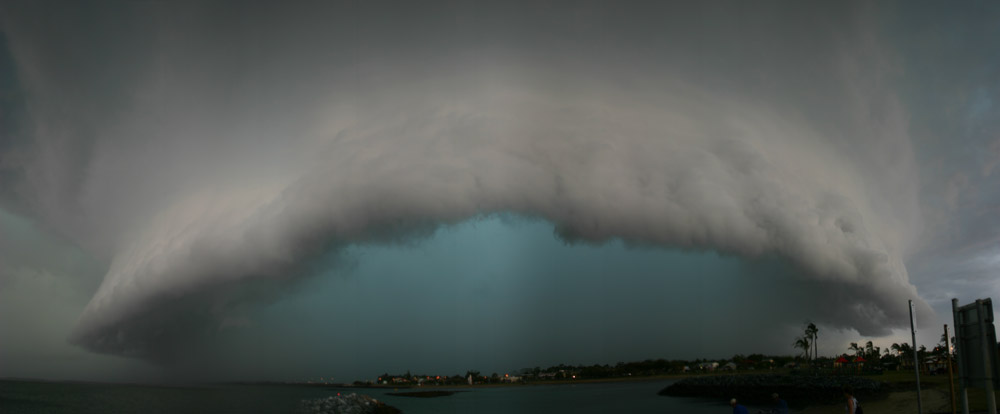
[[1, 1, 999, 383]]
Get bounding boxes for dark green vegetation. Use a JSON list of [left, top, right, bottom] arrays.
[[790, 319, 961, 376]]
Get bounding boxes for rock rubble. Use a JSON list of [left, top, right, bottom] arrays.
[[300, 393, 401, 414]]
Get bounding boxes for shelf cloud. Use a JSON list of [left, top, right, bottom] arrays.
[[0, 1, 934, 362]]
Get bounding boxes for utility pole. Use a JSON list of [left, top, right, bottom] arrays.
[[911, 300, 923, 414]]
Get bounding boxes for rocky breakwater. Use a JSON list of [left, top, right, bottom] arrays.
[[659, 374, 887, 408], [300, 393, 401, 414]]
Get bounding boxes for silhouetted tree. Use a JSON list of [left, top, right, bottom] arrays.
[[794, 336, 811, 359], [848, 342, 861, 356], [806, 323, 819, 360]]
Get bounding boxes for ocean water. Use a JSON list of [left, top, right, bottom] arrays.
[[0, 379, 756, 413]]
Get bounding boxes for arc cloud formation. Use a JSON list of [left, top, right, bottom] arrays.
[[3, 1, 998, 372]]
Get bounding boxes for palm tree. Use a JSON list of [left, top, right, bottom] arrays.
[[848, 342, 861, 357], [806, 323, 819, 361], [794, 336, 811, 360], [865, 341, 874, 359], [891, 343, 914, 367], [890, 343, 902, 366]]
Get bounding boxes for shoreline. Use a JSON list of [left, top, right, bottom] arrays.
[[337, 373, 694, 389], [4, 372, 973, 413]]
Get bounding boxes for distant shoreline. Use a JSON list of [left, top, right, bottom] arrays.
[[332, 373, 695, 389]]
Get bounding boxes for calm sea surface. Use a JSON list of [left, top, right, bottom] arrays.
[[0, 379, 760, 413]]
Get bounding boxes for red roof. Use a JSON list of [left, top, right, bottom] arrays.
[[854, 356, 866, 362], [835, 357, 849, 363]]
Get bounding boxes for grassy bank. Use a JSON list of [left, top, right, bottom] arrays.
[[654, 369, 988, 413], [660, 373, 887, 409], [799, 370, 989, 414]]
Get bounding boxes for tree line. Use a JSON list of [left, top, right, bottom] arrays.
[[792, 321, 955, 370], [364, 354, 800, 386]]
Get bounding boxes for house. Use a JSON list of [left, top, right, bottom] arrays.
[[697, 362, 719, 371], [924, 356, 948, 374], [722, 362, 738, 371], [501, 374, 522, 383]]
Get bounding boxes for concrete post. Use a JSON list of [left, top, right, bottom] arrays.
[[978, 300, 997, 414], [953, 298, 970, 414]]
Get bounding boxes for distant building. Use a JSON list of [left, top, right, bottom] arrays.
[[924, 356, 947, 374], [697, 362, 719, 371]]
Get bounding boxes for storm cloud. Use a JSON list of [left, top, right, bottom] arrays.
[[1, 1, 937, 363]]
